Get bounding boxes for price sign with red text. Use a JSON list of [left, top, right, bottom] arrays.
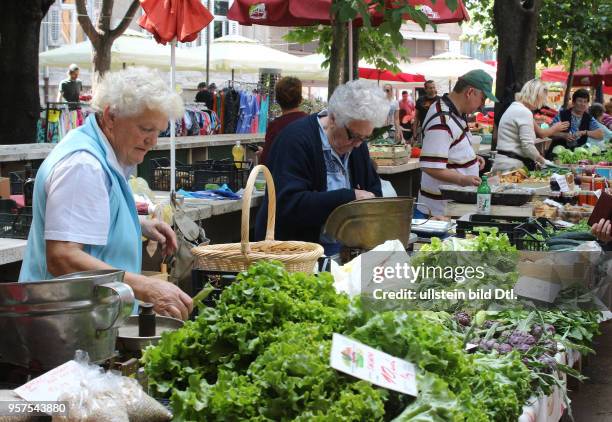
[[329, 333, 418, 396]]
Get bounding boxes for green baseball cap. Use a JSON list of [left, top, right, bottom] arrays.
[[459, 69, 498, 102]]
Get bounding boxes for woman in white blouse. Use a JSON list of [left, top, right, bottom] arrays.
[[493, 79, 567, 172]]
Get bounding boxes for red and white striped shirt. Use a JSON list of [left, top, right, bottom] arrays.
[[417, 95, 479, 216]]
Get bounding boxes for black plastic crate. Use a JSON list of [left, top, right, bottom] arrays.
[[9, 169, 37, 195], [149, 158, 193, 191], [456, 215, 533, 239], [0, 206, 32, 239], [190, 269, 238, 317], [513, 219, 558, 251], [192, 160, 252, 192]]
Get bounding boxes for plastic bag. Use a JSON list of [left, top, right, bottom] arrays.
[[52, 351, 171, 422]]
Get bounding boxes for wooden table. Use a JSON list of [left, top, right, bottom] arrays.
[[445, 201, 535, 219]]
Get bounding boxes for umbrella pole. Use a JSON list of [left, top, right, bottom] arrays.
[[170, 39, 176, 194], [348, 20, 353, 81]]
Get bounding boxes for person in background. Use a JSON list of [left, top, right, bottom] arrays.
[[548, 89, 604, 153], [195, 82, 214, 110], [413, 80, 440, 142], [255, 80, 388, 255], [21, 67, 192, 320], [57, 64, 82, 109], [398, 90, 415, 142], [417, 70, 496, 217], [259, 77, 308, 165], [384, 84, 402, 142], [601, 100, 612, 130], [493, 79, 568, 172], [587, 103, 612, 148]]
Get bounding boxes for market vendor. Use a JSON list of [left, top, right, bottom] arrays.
[[19, 67, 193, 321], [254, 79, 388, 255], [493, 79, 568, 172], [547, 89, 604, 156], [416, 70, 496, 217]]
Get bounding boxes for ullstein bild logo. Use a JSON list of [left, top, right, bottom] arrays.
[[249, 4, 267, 20]]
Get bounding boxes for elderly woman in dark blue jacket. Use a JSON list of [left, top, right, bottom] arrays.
[[255, 80, 390, 255]]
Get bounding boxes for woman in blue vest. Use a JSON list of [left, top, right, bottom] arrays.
[[547, 89, 604, 157], [20, 67, 193, 320]]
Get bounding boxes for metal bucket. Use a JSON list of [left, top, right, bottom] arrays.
[[0, 270, 134, 370], [323, 197, 430, 250]]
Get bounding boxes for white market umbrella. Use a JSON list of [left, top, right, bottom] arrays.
[[191, 35, 323, 76], [400, 52, 497, 92], [39, 29, 201, 71]]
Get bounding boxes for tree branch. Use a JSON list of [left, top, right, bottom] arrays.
[[110, 0, 139, 40], [99, 0, 114, 33], [75, 0, 100, 43]]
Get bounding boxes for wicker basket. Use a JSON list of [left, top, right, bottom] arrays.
[[191, 165, 324, 274]]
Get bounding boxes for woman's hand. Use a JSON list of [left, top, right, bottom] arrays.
[[141, 218, 178, 256], [142, 277, 193, 320], [551, 121, 569, 134], [592, 218, 612, 243], [459, 174, 482, 187]]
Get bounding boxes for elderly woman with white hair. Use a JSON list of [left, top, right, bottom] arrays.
[[19, 67, 193, 320], [254, 79, 390, 255], [493, 78, 568, 172]]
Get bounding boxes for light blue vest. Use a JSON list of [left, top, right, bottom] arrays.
[[19, 114, 142, 282]]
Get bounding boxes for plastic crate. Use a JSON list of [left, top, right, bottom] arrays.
[[192, 160, 252, 192], [513, 219, 558, 251], [149, 158, 193, 191], [0, 206, 32, 239], [190, 269, 238, 317], [456, 215, 532, 239], [9, 169, 37, 195]]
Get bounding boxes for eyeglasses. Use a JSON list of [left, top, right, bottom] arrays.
[[344, 125, 371, 144]]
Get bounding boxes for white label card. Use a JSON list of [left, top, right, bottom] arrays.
[[15, 360, 82, 403], [553, 174, 570, 193], [514, 276, 561, 303], [330, 333, 418, 396]]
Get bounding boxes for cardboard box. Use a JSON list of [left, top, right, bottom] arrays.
[[518, 250, 595, 289], [0, 177, 9, 199]]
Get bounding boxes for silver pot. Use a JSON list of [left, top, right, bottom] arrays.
[[0, 270, 134, 370]]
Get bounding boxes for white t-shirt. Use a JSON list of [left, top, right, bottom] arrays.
[[386, 100, 399, 126], [44, 119, 133, 245], [417, 96, 479, 216]]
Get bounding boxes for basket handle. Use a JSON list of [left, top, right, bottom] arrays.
[[241, 165, 276, 256]]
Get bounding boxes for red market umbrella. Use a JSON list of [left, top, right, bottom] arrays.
[[139, 0, 214, 44], [541, 60, 612, 86], [228, 0, 469, 80], [541, 65, 568, 83], [139, 0, 214, 192], [358, 67, 425, 83]]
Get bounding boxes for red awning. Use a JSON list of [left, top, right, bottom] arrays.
[[228, 0, 469, 27], [358, 67, 425, 83], [541, 65, 568, 83], [541, 59, 612, 86], [139, 0, 214, 44]]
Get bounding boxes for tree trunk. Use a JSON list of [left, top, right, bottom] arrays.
[[563, 48, 577, 109], [0, 0, 55, 145], [492, 0, 542, 150], [352, 24, 360, 81], [92, 38, 113, 86], [328, 15, 346, 99]]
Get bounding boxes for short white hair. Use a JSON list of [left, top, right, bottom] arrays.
[[328, 79, 390, 127], [91, 67, 184, 119], [515, 79, 548, 109]]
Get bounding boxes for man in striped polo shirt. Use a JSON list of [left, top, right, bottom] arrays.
[[417, 70, 498, 217]]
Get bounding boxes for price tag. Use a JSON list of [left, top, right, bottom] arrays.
[[330, 333, 418, 396], [15, 360, 82, 403], [553, 174, 570, 193], [514, 276, 561, 303]]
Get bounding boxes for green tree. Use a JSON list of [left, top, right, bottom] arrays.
[[285, 0, 458, 97], [465, 0, 612, 108]]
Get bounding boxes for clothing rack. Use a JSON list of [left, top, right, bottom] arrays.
[[40, 102, 90, 143], [225, 80, 263, 93]]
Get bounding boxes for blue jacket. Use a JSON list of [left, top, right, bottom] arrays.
[[19, 114, 142, 282], [254, 113, 382, 244]]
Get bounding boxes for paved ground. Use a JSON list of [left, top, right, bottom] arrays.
[[569, 321, 612, 421]]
